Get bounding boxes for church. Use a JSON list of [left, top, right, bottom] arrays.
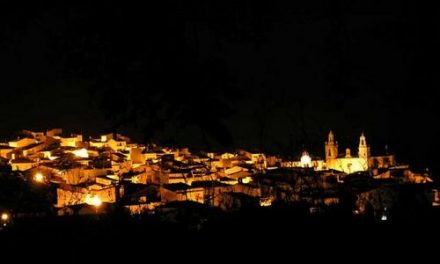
[[324, 131, 396, 173], [288, 131, 397, 173]]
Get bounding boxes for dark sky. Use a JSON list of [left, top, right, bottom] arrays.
[[1, 2, 439, 172]]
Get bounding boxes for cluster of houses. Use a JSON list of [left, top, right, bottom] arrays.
[[0, 128, 437, 219]]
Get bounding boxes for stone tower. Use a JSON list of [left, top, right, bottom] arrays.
[[325, 130, 338, 161], [358, 133, 370, 160]]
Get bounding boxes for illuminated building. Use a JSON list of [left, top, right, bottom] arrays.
[[282, 131, 396, 173], [325, 131, 396, 173], [300, 151, 312, 168]]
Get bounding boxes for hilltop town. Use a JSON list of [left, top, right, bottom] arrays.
[[1, 129, 438, 226]]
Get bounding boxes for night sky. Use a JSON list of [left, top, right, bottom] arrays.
[[1, 2, 439, 173]]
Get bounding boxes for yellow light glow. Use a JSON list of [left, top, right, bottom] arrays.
[[241, 177, 252, 184], [85, 195, 102, 207], [34, 173, 44, 183], [300, 152, 312, 168], [260, 198, 272, 207], [1, 213, 9, 221], [72, 148, 89, 158]]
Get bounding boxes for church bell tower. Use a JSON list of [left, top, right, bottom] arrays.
[[325, 130, 338, 161], [358, 133, 370, 160]]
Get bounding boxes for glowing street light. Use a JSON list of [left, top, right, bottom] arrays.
[[1, 213, 9, 221], [85, 194, 102, 215], [91, 196, 102, 207], [85, 194, 102, 207], [34, 173, 45, 183]]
